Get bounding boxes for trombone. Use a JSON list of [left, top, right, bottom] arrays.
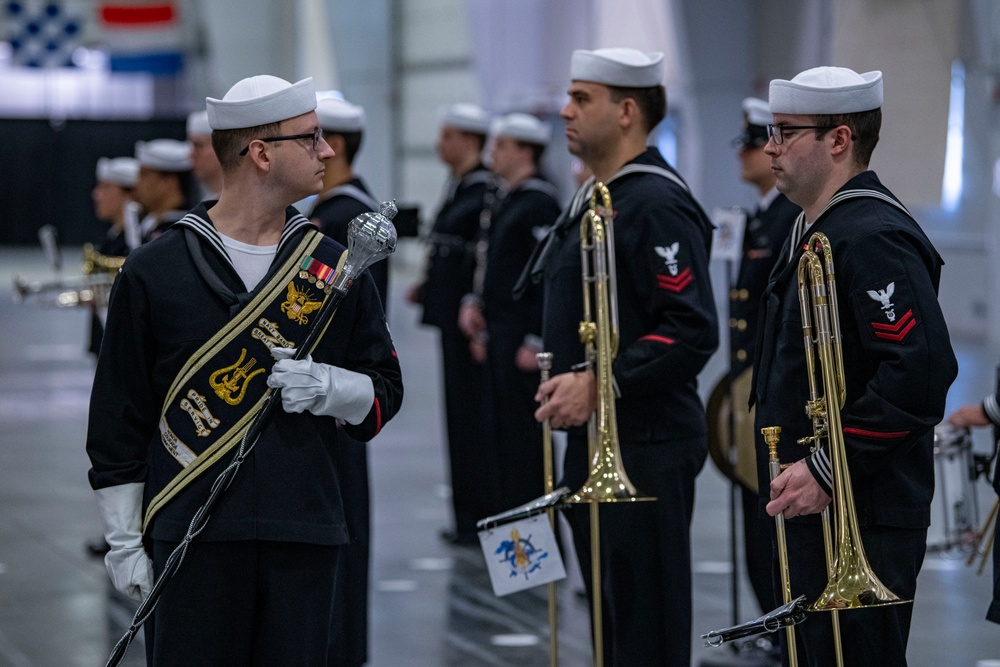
[[775, 232, 907, 664], [706, 232, 909, 664], [477, 183, 652, 666], [562, 182, 654, 667]]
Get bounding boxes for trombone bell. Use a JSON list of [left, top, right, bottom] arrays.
[[798, 232, 908, 613]]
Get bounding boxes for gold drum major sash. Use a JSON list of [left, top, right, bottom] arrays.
[[143, 230, 346, 532]]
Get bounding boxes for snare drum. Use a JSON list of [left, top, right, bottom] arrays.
[[928, 423, 978, 551]]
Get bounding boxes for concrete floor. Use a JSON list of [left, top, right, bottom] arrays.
[[1, 244, 998, 666]]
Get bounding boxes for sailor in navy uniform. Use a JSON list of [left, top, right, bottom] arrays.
[[729, 97, 799, 634], [458, 113, 561, 511], [87, 75, 402, 664], [187, 110, 224, 201], [92, 156, 139, 259], [522, 48, 718, 666], [751, 67, 957, 667], [407, 104, 493, 543], [309, 95, 382, 667], [133, 139, 196, 242], [310, 97, 388, 307], [946, 382, 1000, 625]]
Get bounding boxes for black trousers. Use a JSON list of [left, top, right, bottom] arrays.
[[484, 327, 544, 511], [561, 432, 706, 667], [777, 522, 926, 667], [329, 433, 370, 666], [438, 328, 491, 534], [742, 484, 778, 613], [988, 493, 1000, 624], [147, 540, 341, 666]]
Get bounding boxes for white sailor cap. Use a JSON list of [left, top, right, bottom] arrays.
[[440, 103, 490, 135], [490, 112, 551, 146], [733, 97, 771, 148], [316, 97, 366, 133], [769, 67, 883, 115], [186, 110, 212, 136], [206, 75, 316, 131], [135, 139, 192, 172], [570, 48, 664, 88], [96, 157, 139, 187]]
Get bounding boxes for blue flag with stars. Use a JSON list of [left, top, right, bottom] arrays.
[[4, 1, 86, 68]]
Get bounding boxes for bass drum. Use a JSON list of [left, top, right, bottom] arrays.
[[706, 368, 759, 493], [927, 422, 978, 552]]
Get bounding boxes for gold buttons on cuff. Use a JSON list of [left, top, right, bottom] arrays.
[[736, 349, 747, 361]]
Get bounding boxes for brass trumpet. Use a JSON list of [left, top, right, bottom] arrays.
[[563, 183, 653, 667]]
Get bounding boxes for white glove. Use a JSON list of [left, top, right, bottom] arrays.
[[94, 483, 153, 601], [267, 347, 375, 425]]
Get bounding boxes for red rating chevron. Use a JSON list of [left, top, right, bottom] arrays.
[[871, 309, 916, 343], [656, 267, 692, 293]]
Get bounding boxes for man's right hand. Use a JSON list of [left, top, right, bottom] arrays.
[[105, 544, 154, 601], [458, 302, 486, 339], [947, 404, 989, 429]]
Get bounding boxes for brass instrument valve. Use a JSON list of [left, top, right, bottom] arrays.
[[805, 398, 825, 420], [579, 321, 596, 345]]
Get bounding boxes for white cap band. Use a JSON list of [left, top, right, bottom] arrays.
[[742, 97, 772, 127], [186, 110, 211, 136], [769, 67, 883, 115], [207, 76, 316, 130], [490, 112, 550, 146], [96, 157, 139, 187], [135, 139, 191, 172], [440, 103, 489, 134], [570, 48, 664, 88], [316, 97, 366, 132]]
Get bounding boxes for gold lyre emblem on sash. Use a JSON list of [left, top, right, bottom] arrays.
[[209, 348, 266, 406], [281, 282, 323, 325]]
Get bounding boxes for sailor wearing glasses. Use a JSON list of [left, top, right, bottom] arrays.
[[86, 74, 402, 664], [751, 67, 956, 667]]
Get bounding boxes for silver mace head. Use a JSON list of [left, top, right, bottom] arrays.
[[342, 200, 398, 283]]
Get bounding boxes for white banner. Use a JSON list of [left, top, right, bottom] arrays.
[[711, 206, 746, 263], [479, 515, 566, 597]]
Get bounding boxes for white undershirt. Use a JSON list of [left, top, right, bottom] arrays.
[[217, 232, 278, 291]]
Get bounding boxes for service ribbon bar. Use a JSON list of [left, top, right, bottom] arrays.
[[300, 255, 336, 293]]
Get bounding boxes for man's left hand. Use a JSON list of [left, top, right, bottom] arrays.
[[766, 459, 832, 519]]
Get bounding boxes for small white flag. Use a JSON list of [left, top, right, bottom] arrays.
[[711, 207, 746, 262], [479, 515, 566, 597]]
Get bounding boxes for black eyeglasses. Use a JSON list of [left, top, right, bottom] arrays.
[[766, 124, 836, 145], [239, 129, 322, 156]]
